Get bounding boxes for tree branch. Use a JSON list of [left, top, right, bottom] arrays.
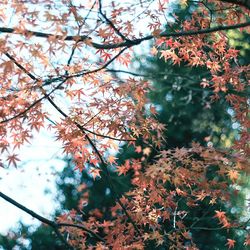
[[0, 191, 105, 245], [0, 79, 67, 124], [4, 52, 37, 80], [0, 21, 249, 50], [2, 49, 135, 141], [0, 191, 74, 249], [189, 215, 250, 231]]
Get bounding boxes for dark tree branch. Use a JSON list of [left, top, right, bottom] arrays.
[[4, 52, 37, 80], [98, 0, 129, 41], [65, 0, 92, 75], [76, 126, 135, 141], [0, 20, 249, 50], [1, 48, 134, 140], [69, 0, 97, 28], [0, 191, 105, 245], [70, 47, 128, 77], [0, 191, 74, 249]]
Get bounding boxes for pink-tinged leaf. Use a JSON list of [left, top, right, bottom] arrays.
[[226, 239, 236, 249], [90, 168, 101, 180], [7, 154, 20, 167]]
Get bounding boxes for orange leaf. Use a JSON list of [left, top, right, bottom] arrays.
[[90, 168, 101, 180], [226, 239, 236, 249], [143, 147, 151, 156], [116, 165, 129, 175], [214, 210, 226, 220], [227, 170, 239, 181], [107, 155, 117, 164]]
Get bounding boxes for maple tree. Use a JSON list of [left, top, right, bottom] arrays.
[[0, 0, 249, 249]]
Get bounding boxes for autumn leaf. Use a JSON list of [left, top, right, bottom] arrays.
[[214, 210, 226, 220], [143, 147, 151, 156], [90, 168, 101, 180], [151, 46, 158, 56], [182, 231, 192, 239], [83, 37, 93, 46], [227, 170, 239, 182], [7, 154, 20, 167], [89, 157, 99, 166], [107, 155, 117, 165], [135, 146, 142, 153], [149, 105, 157, 115], [214, 210, 231, 228], [200, 79, 210, 88], [176, 188, 187, 197], [176, 220, 185, 229], [116, 165, 128, 175], [116, 160, 131, 175], [152, 29, 162, 37], [226, 239, 236, 249]]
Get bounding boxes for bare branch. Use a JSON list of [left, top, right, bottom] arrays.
[[191, 218, 250, 231], [0, 191, 106, 245], [0, 191, 74, 250], [76, 126, 136, 142], [3, 49, 135, 141]]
